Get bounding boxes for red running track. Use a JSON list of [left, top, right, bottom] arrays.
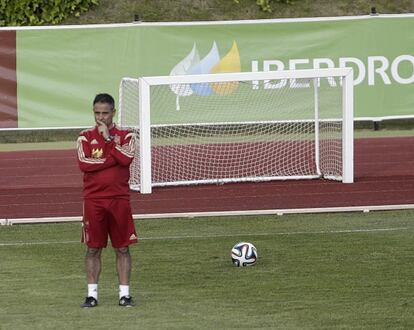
[[1, 137, 414, 219]]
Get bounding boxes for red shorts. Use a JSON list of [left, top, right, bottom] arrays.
[[82, 198, 138, 248]]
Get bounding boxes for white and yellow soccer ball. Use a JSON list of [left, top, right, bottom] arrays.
[[231, 242, 258, 267]]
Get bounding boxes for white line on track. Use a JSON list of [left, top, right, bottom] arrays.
[[0, 227, 410, 247]]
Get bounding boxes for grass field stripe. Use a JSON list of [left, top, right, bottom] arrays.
[[0, 227, 410, 247]]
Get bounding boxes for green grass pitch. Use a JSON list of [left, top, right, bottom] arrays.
[[1, 211, 413, 329]]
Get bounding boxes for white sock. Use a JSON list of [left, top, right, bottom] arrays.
[[88, 284, 98, 300], [119, 285, 129, 299]]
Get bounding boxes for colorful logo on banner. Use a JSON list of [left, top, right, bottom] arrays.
[[169, 41, 241, 110]]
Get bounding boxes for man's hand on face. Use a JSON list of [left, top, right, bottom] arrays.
[[96, 119, 110, 139]]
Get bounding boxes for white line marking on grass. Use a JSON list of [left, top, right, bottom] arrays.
[[0, 240, 79, 246], [4, 203, 414, 225], [139, 227, 410, 240], [0, 227, 410, 247]]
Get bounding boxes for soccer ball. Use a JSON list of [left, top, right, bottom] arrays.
[[231, 242, 258, 267]]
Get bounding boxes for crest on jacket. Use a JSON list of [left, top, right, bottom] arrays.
[[91, 148, 103, 159]]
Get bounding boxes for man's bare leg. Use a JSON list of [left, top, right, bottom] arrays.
[[86, 247, 102, 284], [115, 247, 134, 306], [115, 246, 131, 285], [81, 247, 102, 307]]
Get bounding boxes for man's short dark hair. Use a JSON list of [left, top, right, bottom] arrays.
[[93, 93, 115, 110]]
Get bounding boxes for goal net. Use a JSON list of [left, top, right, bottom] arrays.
[[119, 68, 354, 194]]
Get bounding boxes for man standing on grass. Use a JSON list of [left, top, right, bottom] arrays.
[[77, 93, 138, 308]]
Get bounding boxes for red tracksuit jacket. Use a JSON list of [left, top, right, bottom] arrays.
[[77, 125, 135, 199]]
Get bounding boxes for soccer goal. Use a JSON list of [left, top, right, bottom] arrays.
[[119, 68, 354, 194]]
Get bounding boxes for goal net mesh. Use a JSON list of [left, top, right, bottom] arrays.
[[120, 76, 343, 190]]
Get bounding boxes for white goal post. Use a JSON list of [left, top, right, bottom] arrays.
[[119, 68, 354, 194]]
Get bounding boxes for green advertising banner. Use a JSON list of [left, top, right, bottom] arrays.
[[8, 15, 414, 128]]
